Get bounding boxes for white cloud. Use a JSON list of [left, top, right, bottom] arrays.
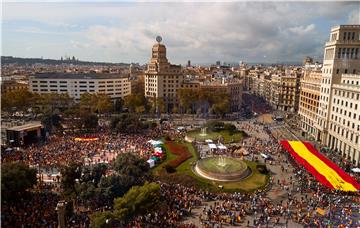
[[289, 24, 316, 35], [348, 9, 360, 24], [2, 2, 358, 63]]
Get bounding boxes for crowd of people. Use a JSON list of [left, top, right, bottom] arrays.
[[1, 191, 59, 227], [2, 113, 359, 227]]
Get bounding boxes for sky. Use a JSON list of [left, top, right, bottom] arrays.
[[2, 1, 360, 65]]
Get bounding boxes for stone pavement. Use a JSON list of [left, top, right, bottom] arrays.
[[182, 117, 306, 227]]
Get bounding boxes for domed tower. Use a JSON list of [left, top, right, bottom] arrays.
[[145, 36, 184, 113], [151, 36, 168, 64]]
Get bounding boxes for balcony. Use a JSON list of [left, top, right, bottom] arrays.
[[325, 39, 360, 46]]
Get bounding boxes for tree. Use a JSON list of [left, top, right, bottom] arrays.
[[111, 114, 147, 134], [123, 93, 147, 113], [98, 174, 133, 202], [79, 93, 113, 114], [41, 113, 62, 132], [112, 153, 149, 184], [1, 162, 37, 202], [94, 93, 113, 114], [1, 88, 35, 112], [113, 182, 160, 221], [90, 211, 115, 228], [37, 93, 74, 114], [113, 98, 123, 112], [60, 162, 82, 198], [89, 182, 160, 227], [83, 113, 99, 129]]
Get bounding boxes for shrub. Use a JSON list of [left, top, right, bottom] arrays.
[[164, 135, 172, 141], [164, 165, 176, 173], [206, 120, 224, 132], [256, 164, 269, 174], [224, 123, 237, 135]]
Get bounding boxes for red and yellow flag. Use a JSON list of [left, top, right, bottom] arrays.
[[74, 137, 99, 142], [281, 140, 359, 192]]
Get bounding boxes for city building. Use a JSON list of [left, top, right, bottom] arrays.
[[1, 80, 28, 93], [245, 66, 301, 113], [144, 37, 243, 113], [29, 72, 131, 100], [144, 37, 183, 112], [327, 74, 360, 165], [298, 63, 322, 139], [315, 25, 360, 165], [200, 79, 243, 112]]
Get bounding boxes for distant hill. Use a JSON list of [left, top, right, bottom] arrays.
[[1, 56, 130, 66]]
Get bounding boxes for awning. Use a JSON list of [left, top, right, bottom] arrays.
[[217, 144, 227, 150], [148, 140, 163, 146], [281, 140, 360, 192], [351, 168, 360, 173], [208, 143, 217, 149]]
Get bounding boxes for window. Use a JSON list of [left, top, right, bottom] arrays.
[[338, 48, 342, 59]]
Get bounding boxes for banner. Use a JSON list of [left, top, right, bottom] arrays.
[[74, 137, 99, 142], [281, 140, 359, 192]]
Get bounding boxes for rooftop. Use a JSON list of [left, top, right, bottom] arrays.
[[31, 72, 129, 80]]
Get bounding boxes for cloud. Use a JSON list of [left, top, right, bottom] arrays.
[[2, 2, 358, 64], [289, 24, 316, 35], [348, 9, 360, 24]]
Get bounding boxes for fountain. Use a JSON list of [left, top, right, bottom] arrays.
[[194, 157, 251, 182], [199, 127, 207, 136], [217, 155, 226, 167]]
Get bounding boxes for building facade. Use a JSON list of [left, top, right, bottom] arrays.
[[315, 25, 360, 165], [299, 64, 322, 139], [200, 79, 243, 112], [328, 74, 359, 165], [29, 73, 131, 100], [144, 38, 183, 112]]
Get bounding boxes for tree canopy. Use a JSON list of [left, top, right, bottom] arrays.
[[1, 162, 37, 202], [176, 88, 230, 115], [112, 153, 150, 184], [79, 93, 113, 114], [89, 182, 160, 227], [1, 88, 36, 112], [110, 114, 148, 134]]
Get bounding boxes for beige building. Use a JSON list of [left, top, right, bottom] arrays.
[[299, 64, 322, 139], [328, 74, 360, 165], [144, 37, 243, 113], [144, 37, 183, 112], [315, 25, 360, 165], [29, 73, 131, 100], [200, 79, 243, 112], [1, 80, 28, 93]]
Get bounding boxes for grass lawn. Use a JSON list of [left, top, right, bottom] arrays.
[[155, 140, 269, 193], [186, 130, 245, 143]]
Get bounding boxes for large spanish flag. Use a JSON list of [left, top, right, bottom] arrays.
[[281, 140, 359, 192]]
